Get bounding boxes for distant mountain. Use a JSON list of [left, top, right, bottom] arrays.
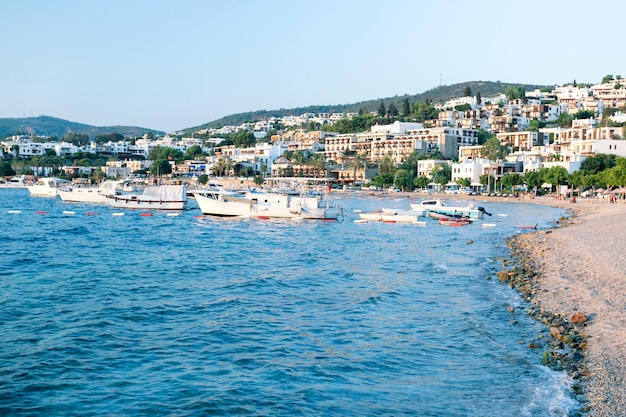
[[0, 115, 165, 139], [191, 81, 552, 132]]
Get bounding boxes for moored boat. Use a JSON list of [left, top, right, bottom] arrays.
[[438, 216, 472, 226], [58, 180, 125, 203], [410, 199, 490, 219], [27, 177, 69, 197], [0, 175, 29, 189], [358, 209, 423, 223], [194, 188, 342, 220], [105, 184, 187, 210]]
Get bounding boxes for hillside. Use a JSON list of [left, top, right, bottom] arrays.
[[192, 80, 552, 131], [0, 115, 165, 138]]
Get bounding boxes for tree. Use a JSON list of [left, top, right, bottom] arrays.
[[94, 133, 124, 143], [581, 154, 616, 174], [413, 175, 429, 189], [377, 100, 386, 117], [150, 159, 172, 176], [573, 109, 595, 120], [543, 166, 569, 187], [528, 118, 545, 132], [402, 98, 411, 116], [185, 145, 204, 159], [431, 164, 451, 186], [500, 173, 523, 190], [601, 74, 614, 84], [463, 86, 472, 97], [481, 136, 507, 161], [456, 177, 471, 187], [524, 169, 546, 190], [232, 130, 256, 148], [388, 102, 399, 118], [412, 101, 439, 122], [504, 86, 525, 101], [149, 146, 184, 162], [253, 175, 264, 186], [63, 132, 90, 146], [197, 174, 209, 185], [378, 156, 395, 175], [556, 113, 572, 128], [475, 91, 482, 105], [476, 128, 494, 145], [0, 161, 15, 177]]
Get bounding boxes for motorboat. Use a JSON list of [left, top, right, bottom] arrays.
[[250, 192, 342, 220], [105, 184, 187, 210], [27, 177, 69, 197], [194, 188, 342, 220], [0, 175, 29, 189], [58, 180, 125, 203], [193, 185, 255, 217], [410, 199, 490, 219]]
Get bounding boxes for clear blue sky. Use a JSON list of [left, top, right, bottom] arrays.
[[2, 0, 624, 133]]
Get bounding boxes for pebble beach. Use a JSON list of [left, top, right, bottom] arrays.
[[504, 197, 626, 416]]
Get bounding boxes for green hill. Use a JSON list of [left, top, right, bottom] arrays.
[[0, 115, 164, 139], [191, 81, 552, 131]]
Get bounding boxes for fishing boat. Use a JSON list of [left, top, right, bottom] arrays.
[[58, 180, 125, 203], [410, 199, 490, 219], [105, 184, 187, 210]]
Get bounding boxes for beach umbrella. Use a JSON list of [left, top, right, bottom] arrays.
[[594, 188, 605, 194]]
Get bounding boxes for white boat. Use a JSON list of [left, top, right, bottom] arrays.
[[105, 184, 187, 210], [194, 188, 342, 220], [0, 175, 29, 189], [410, 199, 489, 219], [27, 177, 69, 197], [58, 180, 124, 203], [359, 210, 423, 223]]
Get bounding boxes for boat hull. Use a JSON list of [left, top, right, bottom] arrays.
[[106, 185, 187, 210], [58, 188, 109, 203]]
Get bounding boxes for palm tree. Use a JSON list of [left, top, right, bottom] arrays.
[[309, 153, 327, 178], [352, 152, 366, 184]]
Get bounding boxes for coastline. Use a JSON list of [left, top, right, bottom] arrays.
[[340, 189, 625, 414], [498, 197, 626, 415]]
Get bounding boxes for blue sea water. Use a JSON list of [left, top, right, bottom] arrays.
[[0, 189, 578, 416]]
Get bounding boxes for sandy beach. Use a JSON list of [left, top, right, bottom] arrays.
[[499, 196, 626, 416]]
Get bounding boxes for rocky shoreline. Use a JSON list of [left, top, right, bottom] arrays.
[[498, 199, 626, 416]]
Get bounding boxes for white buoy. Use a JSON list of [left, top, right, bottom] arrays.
[[482, 223, 497, 228], [497, 213, 508, 217], [112, 212, 125, 217], [7, 210, 21, 214], [63, 211, 75, 215], [354, 219, 368, 224], [166, 212, 180, 217]]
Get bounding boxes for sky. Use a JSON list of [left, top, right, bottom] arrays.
[[2, 0, 625, 133]]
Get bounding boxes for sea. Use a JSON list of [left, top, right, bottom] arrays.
[[0, 189, 579, 416]]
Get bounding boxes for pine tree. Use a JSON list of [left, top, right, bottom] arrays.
[[377, 100, 386, 117]]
